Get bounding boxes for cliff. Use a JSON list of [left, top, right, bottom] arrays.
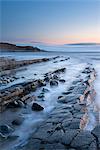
[[0, 42, 45, 52]]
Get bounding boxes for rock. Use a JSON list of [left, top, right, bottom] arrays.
[[58, 95, 63, 99], [44, 76, 50, 82], [71, 131, 96, 149], [42, 88, 49, 93], [72, 80, 81, 85], [38, 80, 46, 87], [74, 103, 83, 111], [0, 132, 6, 141], [21, 95, 31, 102], [57, 96, 66, 103], [44, 143, 66, 150], [88, 141, 97, 150], [13, 76, 19, 80], [50, 80, 58, 86], [68, 86, 75, 91], [91, 124, 100, 139], [61, 129, 79, 145], [22, 76, 25, 78], [50, 111, 72, 122], [0, 125, 13, 135], [7, 100, 24, 108], [53, 61, 58, 63], [33, 123, 53, 140], [38, 93, 45, 98], [32, 103, 44, 111], [62, 120, 72, 129], [53, 68, 66, 74], [62, 91, 72, 95], [73, 84, 87, 95], [59, 79, 66, 83], [60, 59, 64, 62], [12, 117, 24, 126], [53, 75, 59, 80], [17, 100, 25, 107], [31, 85, 36, 91], [69, 119, 80, 129], [82, 68, 92, 74], [65, 57, 70, 60], [91, 124, 100, 149], [57, 95, 77, 104], [17, 138, 41, 150], [47, 130, 64, 143]]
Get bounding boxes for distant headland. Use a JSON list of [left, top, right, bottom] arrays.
[[65, 43, 100, 46], [0, 42, 45, 52]]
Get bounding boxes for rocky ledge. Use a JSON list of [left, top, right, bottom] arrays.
[[0, 56, 59, 86], [16, 66, 99, 150], [0, 64, 99, 150], [0, 66, 67, 112], [0, 42, 45, 52], [0, 57, 50, 71]]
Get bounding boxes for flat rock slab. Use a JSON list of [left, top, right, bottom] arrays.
[[61, 129, 79, 145], [71, 130, 96, 149], [92, 124, 100, 149]]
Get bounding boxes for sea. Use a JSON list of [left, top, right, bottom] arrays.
[[0, 45, 100, 150]]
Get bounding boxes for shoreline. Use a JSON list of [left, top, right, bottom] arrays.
[[0, 42, 45, 52], [0, 55, 100, 150]]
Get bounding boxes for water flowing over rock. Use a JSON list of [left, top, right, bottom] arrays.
[[0, 55, 99, 150]]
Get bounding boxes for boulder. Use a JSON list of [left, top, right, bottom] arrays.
[[62, 91, 72, 95], [44, 76, 50, 82], [60, 59, 64, 62], [54, 68, 66, 74], [42, 88, 49, 93], [38, 93, 45, 98], [31, 85, 36, 91], [12, 117, 24, 126], [7, 100, 25, 108], [53, 75, 59, 80], [50, 80, 58, 86], [59, 79, 66, 83], [58, 96, 63, 99], [0, 124, 13, 135], [0, 132, 6, 141], [32, 103, 44, 111], [57, 95, 77, 104], [38, 80, 46, 87], [53, 61, 58, 63]]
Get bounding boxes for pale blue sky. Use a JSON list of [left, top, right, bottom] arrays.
[[0, 0, 100, 44]]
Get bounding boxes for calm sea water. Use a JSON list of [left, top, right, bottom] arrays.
[[0, 45, 100, 61]]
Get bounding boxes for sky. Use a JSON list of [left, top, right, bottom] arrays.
[[0, 0, 100, 45]]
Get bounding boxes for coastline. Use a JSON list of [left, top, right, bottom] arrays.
[[0, 54, 100, 150], [0, 42, 45, 52]]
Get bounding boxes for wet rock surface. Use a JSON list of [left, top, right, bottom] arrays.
[[32, 103, 44, 111], [0, 57, 99, 150], [0, 57, 50, 71], [0, 125, 13, 135], [12, 66, 99, 150]]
